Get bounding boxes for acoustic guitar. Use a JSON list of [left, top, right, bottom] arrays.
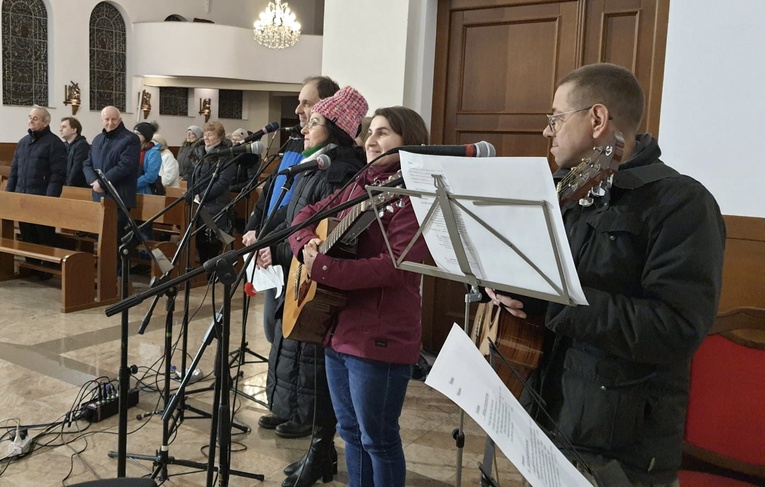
[[475, 133, 625, 398], [282, 175, 403, 344]]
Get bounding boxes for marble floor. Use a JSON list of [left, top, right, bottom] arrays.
[[0, 273, 524, 486]]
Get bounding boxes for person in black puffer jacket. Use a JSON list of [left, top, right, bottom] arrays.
[[6, 106, 67, 253], [254, 86, 369, 487]]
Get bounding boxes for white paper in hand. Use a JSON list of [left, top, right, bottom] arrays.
[[243, 252, 284, 298]]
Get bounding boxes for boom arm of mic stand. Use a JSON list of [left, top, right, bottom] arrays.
[[195, 151, 280, 237], [134, 158, 228, 334], [104, 186, 381, 317]]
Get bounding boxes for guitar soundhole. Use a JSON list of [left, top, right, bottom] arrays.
[[297, 279, 310, 306], [293, 264, 302, 302]]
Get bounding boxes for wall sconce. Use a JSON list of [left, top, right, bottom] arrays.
[[63, 81, 81, 115], [199, 98, 212, 123], [139, 90, 152, 119]]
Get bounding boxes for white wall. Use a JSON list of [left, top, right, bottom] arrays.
[[322, 0, 437, 126], [660, 0, 764, 218]]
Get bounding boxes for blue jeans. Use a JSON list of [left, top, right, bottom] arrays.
[[324, 348, 411, 487]]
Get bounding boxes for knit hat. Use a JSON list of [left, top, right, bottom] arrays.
[[311, 86, 368, 140], [187, 125, 203, 140], [134, 121, 158, 142], [232, 128, 248, 141]]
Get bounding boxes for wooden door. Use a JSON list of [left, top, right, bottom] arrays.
[[422, 0, 669, 353]]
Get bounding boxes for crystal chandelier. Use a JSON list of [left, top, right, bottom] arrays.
[[253, 0, 301, 50]]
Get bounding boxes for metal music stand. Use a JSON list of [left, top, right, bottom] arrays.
[[366, 155, 584, 487]]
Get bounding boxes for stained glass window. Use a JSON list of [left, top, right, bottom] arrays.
[[2, 0, 48, 106], [89, 2, 126, 111], [159, 87, 189, 116], [219, 90, 243, 120]]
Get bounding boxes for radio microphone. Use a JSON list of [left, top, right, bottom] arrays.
[[277, 154, 332, 176], [243, 121, 280, 143], [212, 141, 264, 156], [394, 141, 496, 158]]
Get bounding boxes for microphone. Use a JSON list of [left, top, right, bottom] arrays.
[[277, 154, 332, 176], [212, 141, 264, 156], [395, 141, 496, 158], [281, 124, 303, 136], [243, 121, 280, 143]]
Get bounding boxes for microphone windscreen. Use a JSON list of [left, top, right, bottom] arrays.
[[316, 154, 332, 170], [475, 141, 496, 158], [250, 141, 265, 155]]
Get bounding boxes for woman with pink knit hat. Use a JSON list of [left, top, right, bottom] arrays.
[[255, 85, 369, 487]]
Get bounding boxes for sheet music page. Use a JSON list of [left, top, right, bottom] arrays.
[[399, 152, 586, 305], [425, 324, 592, 487]]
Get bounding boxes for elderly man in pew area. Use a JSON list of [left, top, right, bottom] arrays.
[[5, 106, 67, 280], [82, 106, 141, 264]]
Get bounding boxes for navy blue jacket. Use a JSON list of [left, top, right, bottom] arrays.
[[82, 122, 140, 209], [65, 135, 90, 188], [6, 125, 67, 196]]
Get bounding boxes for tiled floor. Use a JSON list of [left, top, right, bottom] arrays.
[[0, 274, 524, 486]]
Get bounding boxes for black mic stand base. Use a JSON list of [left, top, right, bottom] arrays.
[[105, 450, 265, 482]]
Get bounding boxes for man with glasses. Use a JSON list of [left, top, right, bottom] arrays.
[[6, 106, 67, 277], [489, 63, 725, 486]]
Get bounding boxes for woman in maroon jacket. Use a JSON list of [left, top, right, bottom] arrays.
[[288, 106, 430, 487]]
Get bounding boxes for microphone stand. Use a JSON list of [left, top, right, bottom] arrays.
[[103, 158, 396, 485], [228, 164, 297, 371], [93, 169, 169, 478], [110, 153, 251, 482]]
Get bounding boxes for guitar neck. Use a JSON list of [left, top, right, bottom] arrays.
[[318, 202, 365, 255]]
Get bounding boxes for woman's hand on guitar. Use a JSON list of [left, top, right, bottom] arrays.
[[303, 238, 322, 276], [486, 288, 527, 319]]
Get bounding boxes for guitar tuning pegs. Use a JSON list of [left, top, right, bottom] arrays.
[[385, 204, 394, 213], [591, 181, 606, 197], [578, 195, 594, 207], [396, 199, 405, 208]]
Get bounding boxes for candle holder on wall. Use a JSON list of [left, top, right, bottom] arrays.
[[139, 90, 152, 119], [63, 81, 81, 115], [199, 98, 212, 123]]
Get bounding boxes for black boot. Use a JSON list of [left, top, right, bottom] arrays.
[[281, 430, 337, 487], [283, 445, 338, 476]]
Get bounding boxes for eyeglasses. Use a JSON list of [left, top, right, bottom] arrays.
[[305, 119, 325, 130], [546, 106, 592, 133]]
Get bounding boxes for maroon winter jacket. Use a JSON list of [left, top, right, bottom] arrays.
[[289, 162, 430, 364]]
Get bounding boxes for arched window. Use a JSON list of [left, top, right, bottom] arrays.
[[1, 0, 48, 106], [89, 2, 126, 111]]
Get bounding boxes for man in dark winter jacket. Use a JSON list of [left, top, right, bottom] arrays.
[[6, 106, 67, 254], [60, 116, 90, 187], [82, 106, 140, 252], [489, 63, 725, 487]]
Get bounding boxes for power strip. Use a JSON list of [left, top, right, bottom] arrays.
[[81, 388, 139, 423], [7, 428, 34, 458]]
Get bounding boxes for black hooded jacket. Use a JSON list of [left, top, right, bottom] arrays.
[[522, 134, 726, 484]]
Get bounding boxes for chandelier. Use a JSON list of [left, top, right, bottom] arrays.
[[253, 0, 301, 50]]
